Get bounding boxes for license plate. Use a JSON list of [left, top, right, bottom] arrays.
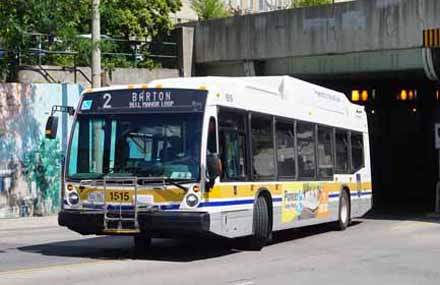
[[106, 191, 132, 203]]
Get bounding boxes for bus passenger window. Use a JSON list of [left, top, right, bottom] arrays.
[[317, 126, 334, 178], [251, 115, 275, 179], [335, 130, 349, 174], [218, 110, 248, 180], [351, 133, 364, 172], [207, 117, 217, 154], [297, 122, 316, 178], [276, 121, 296, 178]]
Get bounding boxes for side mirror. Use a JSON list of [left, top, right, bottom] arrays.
[[206, 153, 222, 189], [45, 116, 58, 139]]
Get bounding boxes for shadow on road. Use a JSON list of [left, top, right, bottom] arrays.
[[268, 221, 362, 246], [17, 221, 362, 262], [362, 210, 440, 224], [18, 236, 239, 262]]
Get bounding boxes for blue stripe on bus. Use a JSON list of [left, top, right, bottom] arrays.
[[81, 204, 181, 211], [329, 192, 372, 199], [81, 193, 372, 211], [198, 197, 282, 208], [160, 204, 180, 210], [82, 203, 104, 210], [199, 199, 255, 207]]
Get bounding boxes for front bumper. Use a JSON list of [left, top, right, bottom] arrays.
[[58, 210, 211, 237]]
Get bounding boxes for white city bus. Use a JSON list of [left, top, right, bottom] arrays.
[[46, 76, 372, 250]]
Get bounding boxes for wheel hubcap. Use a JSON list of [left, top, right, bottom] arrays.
[[341, 196, 348, 224]]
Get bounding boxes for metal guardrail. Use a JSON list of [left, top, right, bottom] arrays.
[[1, 32, 179, 82]]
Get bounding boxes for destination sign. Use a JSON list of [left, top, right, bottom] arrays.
[[78, 88, 208, 114]]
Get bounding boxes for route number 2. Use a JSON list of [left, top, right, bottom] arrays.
[[103, 93, 112, 109]]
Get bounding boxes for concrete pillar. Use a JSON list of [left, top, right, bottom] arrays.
[[243, 60, 256, 76], [61, 83, 68, 155], [177, 26, 194, 77]]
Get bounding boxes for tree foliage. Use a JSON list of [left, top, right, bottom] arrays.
[[0, 0, 182, 81], [191, 0, 230, 21], [100, 0, 181, 39], [291, 0, 332, 8]]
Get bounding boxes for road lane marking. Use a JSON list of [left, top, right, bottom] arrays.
[[391, 221, 440, 231], [228, 278, 255, 285], [0, 259, 115, 276]]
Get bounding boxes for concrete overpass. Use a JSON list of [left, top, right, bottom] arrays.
[[191, 0, 440, 81], [180, 0, 440, 212]]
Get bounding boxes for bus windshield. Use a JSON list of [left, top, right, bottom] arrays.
[[67, 113, 203, 181]]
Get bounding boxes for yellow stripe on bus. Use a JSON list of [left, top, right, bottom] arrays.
[[77, 187, 185, 203], [76, 181, 372, 204], [203, 181, 372, 200]]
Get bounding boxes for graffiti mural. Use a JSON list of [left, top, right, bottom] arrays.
[[0, 83, 82, 218]]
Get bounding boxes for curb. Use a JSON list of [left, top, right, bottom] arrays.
[[0, 215, 58, 232]]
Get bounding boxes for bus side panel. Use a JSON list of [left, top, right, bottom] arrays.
[[358, 131, 373, 217], [204, 180, 372, 238]]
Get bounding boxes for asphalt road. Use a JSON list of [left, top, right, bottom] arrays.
[[1, 214, 440, 285]]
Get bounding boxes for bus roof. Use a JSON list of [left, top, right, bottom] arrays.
[[84, 76, 367, 132]]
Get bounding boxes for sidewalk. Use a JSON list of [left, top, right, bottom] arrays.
[[0, 215, 58, 232]]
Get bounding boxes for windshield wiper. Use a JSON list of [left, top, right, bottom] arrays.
[[138, 176, 193, 192], [163, 178, 190, 192]]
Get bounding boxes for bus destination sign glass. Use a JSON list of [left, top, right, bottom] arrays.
[[79, 88, 207, 114]]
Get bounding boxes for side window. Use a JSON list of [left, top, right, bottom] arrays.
[[207, 117, 217, 154], [76, 119, 106, 174], [276, 121, 296, 178], [335, 130, 350, 173], [219, 110, 248, 180], [297, 122, 316, 178], [351, 132, 365, 172], [251, 115, 275, 179], [317, 126, 334, 178]]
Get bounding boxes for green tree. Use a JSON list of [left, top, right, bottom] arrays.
[[100, 0, 181, 39], [0, 0, 89, 81], [191, 0, 230, 21], [291, 0, 332, 8], [0, 0, 182, 81]]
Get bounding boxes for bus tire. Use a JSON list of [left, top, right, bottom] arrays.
[[245, 195, 270, 250], [133, 233, 151, 252], [336, 190, 350, 231]]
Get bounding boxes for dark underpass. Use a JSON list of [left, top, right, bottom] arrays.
[[315, 77, 440, 212]]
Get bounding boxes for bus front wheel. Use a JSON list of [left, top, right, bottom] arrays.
[[245, 195, 270, 250]]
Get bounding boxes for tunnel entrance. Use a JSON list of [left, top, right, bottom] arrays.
[[314, 78, 439, 212]]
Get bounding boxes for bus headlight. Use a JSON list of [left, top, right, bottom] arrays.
[[185, 193, 199, 208], [68, 192, 80, 205]]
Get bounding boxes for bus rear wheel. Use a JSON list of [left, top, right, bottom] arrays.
[[133, 233, 151, 253], [336, 190, 350, 231], [245, 195, 270, 250]]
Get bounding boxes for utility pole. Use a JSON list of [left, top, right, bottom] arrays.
[[91, 0, 101, 88]]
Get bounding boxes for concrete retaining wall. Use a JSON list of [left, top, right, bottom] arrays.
[[18, 66, 179, 87], [194, 0, 440, 63]]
